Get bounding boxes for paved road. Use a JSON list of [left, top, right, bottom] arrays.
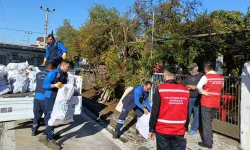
[[1, 110, 240, 150], [1, 113, 128, 150]]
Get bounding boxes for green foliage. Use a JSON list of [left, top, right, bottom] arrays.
[[56, 19, 81, 61], [55, 1, 250, 99]]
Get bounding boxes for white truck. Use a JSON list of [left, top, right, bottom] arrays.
[[0, 43, 83, 122], [0, 74, 83, 122]]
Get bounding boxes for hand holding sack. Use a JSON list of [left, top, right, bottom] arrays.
[[55, 82, 62, 88]]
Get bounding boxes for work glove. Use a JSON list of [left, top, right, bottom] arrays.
[[55, 82, 62, 88], [43, 58, 47, 65], [62, 53, 67, 60]]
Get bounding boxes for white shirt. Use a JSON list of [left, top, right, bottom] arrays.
[[197, 70, 223, 95]]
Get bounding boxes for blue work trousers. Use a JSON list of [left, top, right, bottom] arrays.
[[115, 107, 143, 133], [32, 99, 45, 132], [44, 98, 56, 140]]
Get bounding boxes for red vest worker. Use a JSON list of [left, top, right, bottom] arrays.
[[149, 66, 190, 150], [196, 62, 224, 149]]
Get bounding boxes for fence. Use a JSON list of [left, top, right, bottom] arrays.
[[150, 73, 241, 140]]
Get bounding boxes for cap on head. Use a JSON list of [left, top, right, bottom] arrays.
[[187, 63, 198, 69]]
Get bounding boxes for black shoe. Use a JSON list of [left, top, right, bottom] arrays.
[[136, 129, 139, 135], [32, 130, 38, 136], [198, 142, 213, 149], [53, 134, 61, 140], [113, 132, 120, 139]]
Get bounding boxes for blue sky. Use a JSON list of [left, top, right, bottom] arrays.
[[0, 0, 249, 45]]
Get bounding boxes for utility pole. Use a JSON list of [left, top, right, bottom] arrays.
[[151, 2, 154, 59], [25, 31, 32, 45], [21, 39, 27, 45], [40, 6, 55, 48], [142, 0, 155, 59]]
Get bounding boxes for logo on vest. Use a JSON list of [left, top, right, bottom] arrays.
[[56, 73, 60, 78]]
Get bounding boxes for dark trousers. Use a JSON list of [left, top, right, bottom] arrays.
[[47, 56, 62, 68], [185, 97, 200, 131], [115, 107, 143, 133], [155, 132, 186, 150], [44, 98, 56, 140], [33, 99, 45, 132], [200, 106, 217, 146]]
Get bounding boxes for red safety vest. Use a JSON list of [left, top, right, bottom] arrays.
[[156, 83, 190, 135], [201, 74, 224, 108]]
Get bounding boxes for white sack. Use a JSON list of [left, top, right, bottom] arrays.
[[136, 113, 151, 139], [7, 61, 29, 70], [7, 70, 27, 80], [67, 72, 75, 85], [67, 72, 82, 95], [115, 87, 133, 112], [0, 88, 10, 95], [27, 71, 37, 92], [34, 67, 40, 73], [0, 65, 9, 95], [0, 65, 8, 80], [48, 84, 76, 126], [26, 65, 40, 92], [9, 76, 29, 93]]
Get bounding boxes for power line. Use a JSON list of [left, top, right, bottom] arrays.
[[0, 0, 7, 28], [0, 27, 43, 34], [128, 29, 250, 44]]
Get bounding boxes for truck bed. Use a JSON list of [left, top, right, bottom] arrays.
[[1, 92, 34, 98]]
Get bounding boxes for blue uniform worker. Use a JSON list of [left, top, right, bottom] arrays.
[[114, 81, 152, 139], [32, 71, 47, 135], [39, 60, 70, 149], [32, 62, 55, 136], [43, 34, 68, 67]]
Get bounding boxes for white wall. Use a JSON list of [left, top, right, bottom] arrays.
[[36, 41, 45, 48], [241, 62, 250, 150]]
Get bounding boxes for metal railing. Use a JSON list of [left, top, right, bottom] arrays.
[[213, 76, 241, 139]]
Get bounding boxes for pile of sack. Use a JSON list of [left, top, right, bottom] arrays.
[[0, 65, 10, 95], [0, 61, 41, 95]]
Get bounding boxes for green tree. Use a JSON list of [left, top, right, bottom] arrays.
[[56, 19, 81, 61]]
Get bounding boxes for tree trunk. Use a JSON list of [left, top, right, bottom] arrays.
[[123, 27, 129, 62]]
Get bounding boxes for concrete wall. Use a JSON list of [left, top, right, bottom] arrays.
[[241, 62, 250, 150]]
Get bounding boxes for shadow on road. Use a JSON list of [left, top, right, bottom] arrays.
[[56, 112, 113, 148], [120, 116, 137, 135], [82, 95, 107, 117]]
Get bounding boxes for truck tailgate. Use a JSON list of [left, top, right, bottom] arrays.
[[0, 96, 82, 122], [0, 97, 34, 122]]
